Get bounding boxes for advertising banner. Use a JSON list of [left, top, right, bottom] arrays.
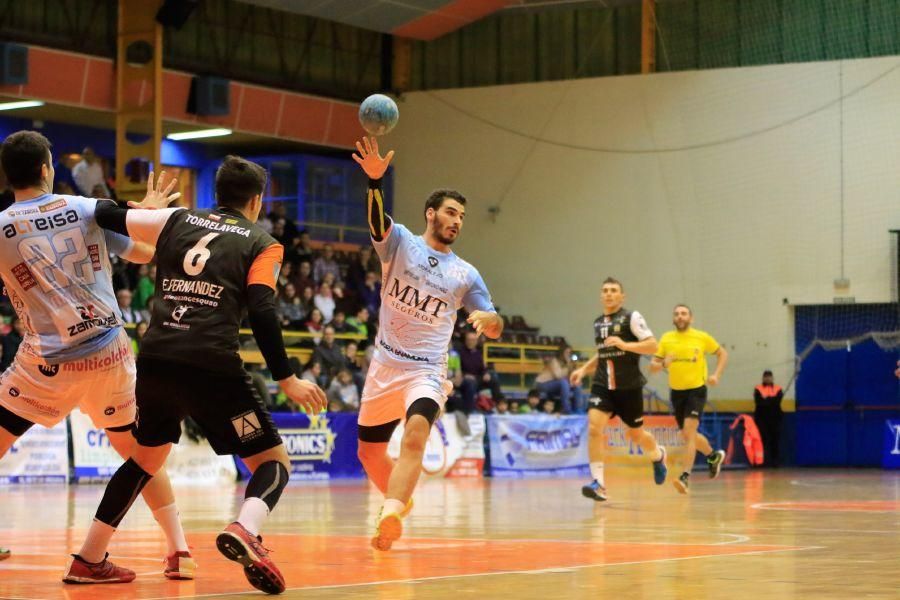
[[387, 413, 486, 478], [0, 419, 68, 484]]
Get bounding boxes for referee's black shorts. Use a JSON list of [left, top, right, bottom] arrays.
[[670, 385, 708, 429]]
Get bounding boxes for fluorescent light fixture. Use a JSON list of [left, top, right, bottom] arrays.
[[0, 100, 45, 111], [166, 128, 232, 141]]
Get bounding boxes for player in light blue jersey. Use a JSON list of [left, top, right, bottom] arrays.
[[0, 131, 195, 580], [352, 137, 504, 551]]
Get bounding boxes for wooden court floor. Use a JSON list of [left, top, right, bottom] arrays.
[[2, 468, 899, 599]]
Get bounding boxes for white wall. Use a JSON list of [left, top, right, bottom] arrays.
[[387, 56, 900, 400]]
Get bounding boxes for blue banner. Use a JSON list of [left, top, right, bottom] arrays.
[[883, 420, 900, 469], [487, 414, 590, 478], [237, 412, 365, 481]]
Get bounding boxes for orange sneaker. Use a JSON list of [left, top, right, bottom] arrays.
[[370, 510, 403, 551]]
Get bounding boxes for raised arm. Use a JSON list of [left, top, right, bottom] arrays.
[[352, 136, 395, 242]]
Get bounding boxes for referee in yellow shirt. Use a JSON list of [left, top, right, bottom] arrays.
[[650, 304, 728, 494]]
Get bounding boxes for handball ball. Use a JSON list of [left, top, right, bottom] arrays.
[[359, 94, 399, 136]]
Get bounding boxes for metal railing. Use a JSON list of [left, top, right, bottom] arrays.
[[296, 221, 369, 244]]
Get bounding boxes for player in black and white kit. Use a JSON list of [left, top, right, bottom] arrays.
[[570, 277, 668, 501], [67, 156, 326, 594]]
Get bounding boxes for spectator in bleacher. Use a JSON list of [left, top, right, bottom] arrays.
[[131, 321, 149, 355], [342, 341, 364, 391], [347, 306, 370, 340], [542, 399, 557, 415], [327, 369, 360, 412], [72, 147, 111, 197], [495, 398, 510, 415], [359, 271, 381, 315], [301, 360, 322, 385], [269, 202, 298, 242], [313, 243, 342, 284], [459, 331, 505, 414], [270, 218, 288, 246], [305, 308, 325, 344], [293, 230, 315, 265], [534, 353, 584, 414], [116, 289, 148, 324], [292, 260, 315, 294], [312, 325, 344, 383], [517, 389, 541, 414], [347, 246, 380, 291], [329, 310, 352, 334], [133, 264, 155, 311], [300, 284, 315, 315], [277, 261, 295, 290], [53, 181, 76, 195], [278, 282, 306, 329], [314, 282, 336, 323]]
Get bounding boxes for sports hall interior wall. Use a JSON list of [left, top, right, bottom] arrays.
[[388, 55, 900, 405]]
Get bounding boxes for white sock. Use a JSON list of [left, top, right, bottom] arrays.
[[589, 462, 605, 487], [237, 497, 270, 537], [152, 503, 189, 555], [382, 498, 406, 517], [79, 519, 116, 564]]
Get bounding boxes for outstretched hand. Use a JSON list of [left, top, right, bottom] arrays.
[[352, 136, 394, 180], [128, 171, 181, 210]]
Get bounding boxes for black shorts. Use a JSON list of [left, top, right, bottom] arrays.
[[671, 385, 707, 429], [134, 356, 282, 459], [588, 386, 644, 428]]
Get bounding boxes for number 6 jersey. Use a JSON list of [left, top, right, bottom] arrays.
[[120, 206, 283, 375], [0, 194, 135, 363]]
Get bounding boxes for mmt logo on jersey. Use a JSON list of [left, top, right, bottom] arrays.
[[279, 415, 337, 462], [386, 277, 449, 323]]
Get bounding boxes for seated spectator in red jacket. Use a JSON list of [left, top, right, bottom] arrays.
[[458, 331, 504, 414]]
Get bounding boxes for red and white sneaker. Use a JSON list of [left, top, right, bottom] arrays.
[[216, 522, 285, 595], [164, 550, 197, 580], [62, 553, 135, 584]]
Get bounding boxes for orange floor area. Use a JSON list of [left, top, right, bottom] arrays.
[[2, 469, 898, 599]]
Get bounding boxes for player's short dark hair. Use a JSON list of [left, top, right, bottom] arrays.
[[424, 189, 466, 219], [215, 155, 267, 209], [674, 303, 692, 314], [1, 130, 52, 190], [602, 277, 623, 291]]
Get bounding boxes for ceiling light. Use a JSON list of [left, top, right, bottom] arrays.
[[166, 128, 232, 141], [0, 100, 45, 111]]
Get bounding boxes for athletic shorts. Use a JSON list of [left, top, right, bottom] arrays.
[[0, 329, 135, 430], [133, 356, 282, 458], [588, 386, 644, 429], [358, 358, 452, 427], [671, 385, 708, 429]]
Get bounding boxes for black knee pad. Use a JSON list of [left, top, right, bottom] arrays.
[[246, 460, 289, 511], [95, 458, 153, 527], [358, 419, 400, 443], [0, 403, 33, 437], [406, 398, 440, 426]]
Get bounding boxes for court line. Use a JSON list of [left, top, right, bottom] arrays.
[[133, 545, 823, 600], [751, 502, 900, 513]]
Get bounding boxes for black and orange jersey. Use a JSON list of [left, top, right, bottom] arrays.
[[118, 205, 283, 375]]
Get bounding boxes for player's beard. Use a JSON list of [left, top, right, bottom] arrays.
[[433, 219, 459, 245], [674, 320, 690, 331]]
